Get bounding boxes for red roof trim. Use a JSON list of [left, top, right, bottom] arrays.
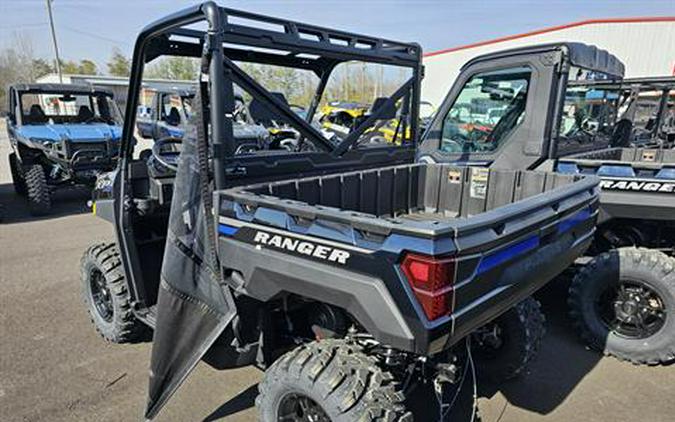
[[424, 17, 675, 58]]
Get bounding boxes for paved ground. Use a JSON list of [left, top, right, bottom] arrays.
[[1, 120, 674, 422]]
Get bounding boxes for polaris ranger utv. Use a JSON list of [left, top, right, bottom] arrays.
[[135, 87, 271, 153], [136, 88, 195, 140], [5, 84, 123, 215], [419, 43, 675, 365], [567, 76, 675, 148], [80, 3, 600, 420]]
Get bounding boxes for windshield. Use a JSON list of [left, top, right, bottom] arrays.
[[224, 60, 415, 149], [439, 67, 531, 154], [159, 93, 194, 126], [20, 92, 121, 126], [556, 70, 619, 155]]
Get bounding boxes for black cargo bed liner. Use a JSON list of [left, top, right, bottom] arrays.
[[219, 163, 598, 242]]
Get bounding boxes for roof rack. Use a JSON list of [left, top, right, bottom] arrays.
[[139, 2, 421, 70], [568, 76, 675, 90], [463, 42, 625, 79]]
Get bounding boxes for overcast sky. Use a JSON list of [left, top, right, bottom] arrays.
[[1, 0, 673, 72]]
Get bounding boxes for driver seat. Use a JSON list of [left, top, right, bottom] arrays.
[[27, 104, 48, 124], [610, 119, 633, 147], [77, 105, 94, 121], [249, 92, 289, 127], [166, 107, 181, 126]]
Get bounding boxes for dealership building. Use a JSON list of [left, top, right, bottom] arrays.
[[422, 17, 675, 106]]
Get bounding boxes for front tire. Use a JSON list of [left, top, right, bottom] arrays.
[[568, 247, 675, 365], [256, 339, 411, 422], [9, 153, 27, 196], [80, 243, 148, 343], [24, 164, 51, 215], [471, 297, 546, 383]]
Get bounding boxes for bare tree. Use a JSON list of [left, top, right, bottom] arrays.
[[0, 33, 41, 111]]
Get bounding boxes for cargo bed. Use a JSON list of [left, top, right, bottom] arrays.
[[558, 147, 675, 221], [215, 163, 600, 354]]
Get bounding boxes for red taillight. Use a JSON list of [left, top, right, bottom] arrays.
[[400, 253, 455, 321]]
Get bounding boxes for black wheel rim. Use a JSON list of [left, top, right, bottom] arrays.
[[596, 279, 667, 339], [90, 269, 113, 322], [277, 393, 330, 422]]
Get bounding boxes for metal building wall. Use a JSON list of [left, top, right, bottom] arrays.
[[422, 19, 675, 106]]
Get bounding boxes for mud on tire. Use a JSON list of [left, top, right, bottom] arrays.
[[80, 243, 149, 343], [256, 339, 412, 422], [24, 164, 51, 215], [471, 296, 546, 383], [9, 153, 27, 196], [568, 247, 675, 365]]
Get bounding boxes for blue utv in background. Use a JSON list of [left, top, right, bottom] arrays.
[[5, 84, 122, 215], [136, 88, 194, 141], [135, 87, 272, 154]]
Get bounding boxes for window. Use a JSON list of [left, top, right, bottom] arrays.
[[20, 92, 121, 125], [626, 90, 665, 143], [662, 90, 675, 136], [439, 67, 531, 154], [161, 94, 192, 126], [557, 85, 618, 154]]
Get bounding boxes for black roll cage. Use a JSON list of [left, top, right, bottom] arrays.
[[122, 1, 422, 189], [10, 85, 119, 127]]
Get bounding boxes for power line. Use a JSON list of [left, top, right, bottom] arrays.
[[60, 25, 130, 47], [0, 22, 49, 30]]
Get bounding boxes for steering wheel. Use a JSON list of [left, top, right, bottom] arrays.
[[84, 115, 107, 124], [441, 139, 464, 153], [151, 137, 183, 172]]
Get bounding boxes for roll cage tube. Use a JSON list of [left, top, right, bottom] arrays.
[[120, 1, 422, 188]]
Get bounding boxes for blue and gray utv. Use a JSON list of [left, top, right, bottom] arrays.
[[5, 83, 122, 215], [79, 4, 602, 420]]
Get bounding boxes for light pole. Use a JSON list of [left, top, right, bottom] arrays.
[[46, 0, 63, 83]]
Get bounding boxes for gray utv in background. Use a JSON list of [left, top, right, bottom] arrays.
[[134, 87, 270, 154], [80, 3, 600, 420], [420, 42, 675, 365], [567, 76, 675, 148]]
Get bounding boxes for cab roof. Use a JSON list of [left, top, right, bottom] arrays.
[[462, 42, 625, 79], [11, 83, 114, 97]]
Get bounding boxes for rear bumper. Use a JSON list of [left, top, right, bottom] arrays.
[[217, 204, 596, 355], [598, 190, 675, 222]]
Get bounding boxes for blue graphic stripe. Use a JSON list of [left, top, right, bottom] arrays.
[[218, 224, 239, 236], [476, 235, 539, 275], [597, 165, 635, 178], [656, 168, 675, 180], [557, 207, 592, 235], [556, 162, 580, 174]]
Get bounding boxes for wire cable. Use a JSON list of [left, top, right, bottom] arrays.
[[467, 336, 478, 422], [436, 337, 479, 422]]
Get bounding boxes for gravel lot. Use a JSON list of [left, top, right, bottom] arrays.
[[1, 120, 674, 421]]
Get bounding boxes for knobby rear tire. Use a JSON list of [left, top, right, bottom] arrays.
[[9, 153, 27, 196], [256, 339, 412, 422]]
